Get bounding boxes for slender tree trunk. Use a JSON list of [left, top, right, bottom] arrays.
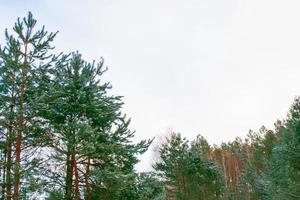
[[6, 102, 14, 200], [1, 148, 7, 200], [65, 151, 73, 200], [74, 156, 80, 200], [5, 72, 16, 200], [84, 158, 91, 200], [13, 43, 27, 200], [13, 87, 25, 200], [222, 152, 228, 199], [5, 125, 13, 200], [13, 123, 22, 200]]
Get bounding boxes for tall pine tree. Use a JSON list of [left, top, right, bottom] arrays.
[[40, 52, 152, 200], [0, 12, 57, 200]]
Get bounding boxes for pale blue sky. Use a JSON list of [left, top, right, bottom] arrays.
[[1, 0, 300, 171]]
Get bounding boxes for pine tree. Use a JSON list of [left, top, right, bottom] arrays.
[[0, 12, 57, 199], [154, 133, 224, 200], [262, 97, 300, 199], [40, 52, 152, 200]]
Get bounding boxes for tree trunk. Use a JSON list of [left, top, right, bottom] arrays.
[[13, 128, 22, 200], [222, 152, 228, 199], [13, 86, 25, 200], [6, 98, 15, 200], [5, 125, 13, 200], [74, 156, 80, 200], [84, 158, 91, 200], [13, 43, 27, 200], [1, 147, 7, 200], [65, 151, 73, 200]]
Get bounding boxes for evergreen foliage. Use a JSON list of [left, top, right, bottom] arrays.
[[2, 12, 300, 200], [154, 133, 224, 200], [0, 12, 152, 200], [0, 11, 57, 200]]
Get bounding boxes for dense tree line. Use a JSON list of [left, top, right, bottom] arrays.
[[154, 97, 300, 200], [1, 12, 300, 200]]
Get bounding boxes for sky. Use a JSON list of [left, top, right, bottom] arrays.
[[1, 0, 300, 171]]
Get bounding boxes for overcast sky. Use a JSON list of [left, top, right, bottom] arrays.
[[1, 0, 300, 171]]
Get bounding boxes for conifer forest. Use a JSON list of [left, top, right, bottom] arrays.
[[2, 12, 300, 200]]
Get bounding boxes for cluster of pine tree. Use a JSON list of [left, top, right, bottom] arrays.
[[0, 13, 156, 200], [2, 12, 300, 200], [154, 96, 300, 200]]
